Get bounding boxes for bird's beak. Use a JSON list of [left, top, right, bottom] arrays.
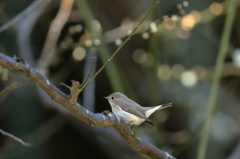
[[104, 96, 108, 100]]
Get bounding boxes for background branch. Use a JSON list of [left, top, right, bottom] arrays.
[[0, 128, 30, 147], [37, 0, 74, 75], [0, 0, 49, 33]]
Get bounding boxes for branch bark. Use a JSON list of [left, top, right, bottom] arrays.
[[0, 52, 175, 159]]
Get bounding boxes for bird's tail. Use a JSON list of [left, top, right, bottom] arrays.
[[145, 102, 172, 118], [157, 102, 172, 110]]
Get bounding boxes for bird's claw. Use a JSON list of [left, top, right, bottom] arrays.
[[102, 110, 111, 115]]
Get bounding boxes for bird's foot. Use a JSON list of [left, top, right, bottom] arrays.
[[127, 121, 135, 130], [102, 110, 111, 115], [126, 121, 135, 130], [127, 121, 133, 126], [130, 124, 135, 130]]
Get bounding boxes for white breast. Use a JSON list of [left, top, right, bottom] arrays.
[[111, 105, 145, 126]]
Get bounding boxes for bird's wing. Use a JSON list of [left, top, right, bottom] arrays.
[[115, 100, 148, 120]]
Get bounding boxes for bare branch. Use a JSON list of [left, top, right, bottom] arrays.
[[0, 128, 30, 147], [0, 81, 29, 104], [0, 52, 176, 159], [0, 81, 29, 96]]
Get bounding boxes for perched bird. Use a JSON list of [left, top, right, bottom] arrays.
[[104, 92, 172, 128]]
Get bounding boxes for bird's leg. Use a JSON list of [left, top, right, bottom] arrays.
[[127, 121, 133, 126], [130, 124, 135, 130], [126, 121, 135, 130]]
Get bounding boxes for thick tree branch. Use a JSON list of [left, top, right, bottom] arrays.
[[0, 52, 175, 159]]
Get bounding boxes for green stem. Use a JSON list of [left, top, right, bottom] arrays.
[[196, 0, 238, 159], [60, 83, 71, 89], [80, 1, 160, 92], [79, 57, 96, 89]]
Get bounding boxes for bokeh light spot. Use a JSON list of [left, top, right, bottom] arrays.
[[180, 71, 198, 87], [72, 47, 86, 61], [182, 1, 189, 7], [150, 22, 158, 33], [142, 32, 150, 39], [85, 40, 92, 47], [210, 2, 223, 16], [127, 30, 132, 35], [158, 65, 171, 81], [93, 39, 101, 46], [115, 39, 122, 46], [75, 24, 83, 32], [181, 14, 196, 30], [232, 49, 240, 68], [171, 15, 179, 21], [90, 19, 102, 33]]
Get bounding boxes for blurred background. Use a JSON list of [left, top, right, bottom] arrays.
[[0, 0, 240, 158]]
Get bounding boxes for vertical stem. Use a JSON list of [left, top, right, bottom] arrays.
[[197, 0, 238, 159]]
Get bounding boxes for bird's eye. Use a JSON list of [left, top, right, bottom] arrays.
[[111, 97, 114, 100]]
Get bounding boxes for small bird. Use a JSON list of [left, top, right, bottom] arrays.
[[104, 92, 172, 128]]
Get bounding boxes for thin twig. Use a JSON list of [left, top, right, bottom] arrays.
[[79, 1, 160, 92], [197, 0, 238, 159], [0, 81, 29, 96], [79, 57, 97, 89], [0, 128, 30, 147], [60, 83, 71, 89]]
